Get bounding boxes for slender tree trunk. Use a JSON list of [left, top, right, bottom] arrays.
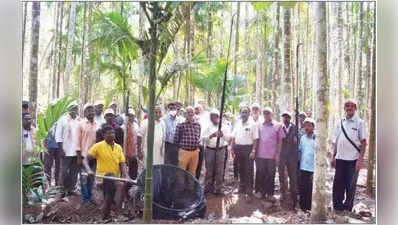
[[138, 8, 146, 122], [234, 2, 240, 77], [84, 3, 93, 103], [190, 14, 195, 104], [272, 3, 280, 113], [28, 2, 40, 121], [365, 3, 372, 122], [56, 2, 64, 98], [303, 3, 309, 111], [63, 2, 77, 95], [311, 2, 328, 222], [281, 7, 292, 112], [185, 4, 191, 105], [356, 2, 364, 114], [22, 2, 28, 73], [255, 15, 262, 105], [206, 2, 213, 64], [337, 3, 343, 117], [52, 4, 60, 99], [351, 3, 357, 97], [344, 3, 351, 94], [366, 3, 376, 197], [79, 3, 87, 105], [244, 2, 250, 93]]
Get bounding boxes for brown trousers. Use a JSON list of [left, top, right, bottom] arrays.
[[178, 148, 199, 176]]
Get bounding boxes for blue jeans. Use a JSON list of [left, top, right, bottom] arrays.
[[80, 158, 96, 201]]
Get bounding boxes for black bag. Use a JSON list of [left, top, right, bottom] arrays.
[[340, 120, 361, 153], [135, 164, 206, 220]]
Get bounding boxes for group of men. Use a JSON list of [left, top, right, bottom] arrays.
[[22, 97, 367, 217]]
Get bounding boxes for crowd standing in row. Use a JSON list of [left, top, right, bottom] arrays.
[[22, 98, 367, 218]]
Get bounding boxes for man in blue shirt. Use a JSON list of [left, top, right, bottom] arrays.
[[298, 118, 316, 212], [163, 101, 180, 166]]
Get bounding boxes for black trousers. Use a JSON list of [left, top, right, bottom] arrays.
[[44, 148, 62, 186], [127, 157, 138, 180], [223, 146, 228, 182], [255, 158, 276, 196], [195, 145, 205, 179], [62, 156, 79, 192], [233, 151, 239, 179], [235, 145, 254, 194], [165, 142, 179, 166], [332, 159, 358, 211], [278, 152, 298, 204], [299, 170, 313, 211]]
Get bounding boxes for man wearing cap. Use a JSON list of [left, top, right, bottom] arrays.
[[163, 101, 180, 166], [175, 106, 201, 175], [110, 102, 124, 126], [298, 112, 307, 140], [253, 107, 284, 203], [138, 105, 166, 166], [59, 103, 81, 196], [298, 118, 316, 211], [96, 108, 124, 147], [278, 111, 298, 209], [231, 104, 259, 200], [202, 109, 231, 195], [122, 108, 140, 180], [76, 103, 98, 204], [332, 99, 367, 213], [94, 101, 105, 129], [250, 102, 263, 126]]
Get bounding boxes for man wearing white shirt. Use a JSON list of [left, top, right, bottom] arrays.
[[60, 104, 80, 196], [94, 101, 105, 129], [250, 102, 264, 126], [202, 109, 231, 195], [331, 99, 367, 213], [194, 102, 209, 179], [231, 105, 259, 200]]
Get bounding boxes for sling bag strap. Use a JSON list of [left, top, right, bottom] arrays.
[[340, 119, 361, 153]]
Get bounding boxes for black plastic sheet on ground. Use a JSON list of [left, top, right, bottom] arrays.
[[135, 164, 207, 220]]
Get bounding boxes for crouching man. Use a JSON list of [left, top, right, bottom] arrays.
[[83, 125, 133, 219]]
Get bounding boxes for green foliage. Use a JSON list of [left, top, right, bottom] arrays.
[[279, 2, 297, 8], [22, 162, 47, 205], [251, 2, 272, 12]]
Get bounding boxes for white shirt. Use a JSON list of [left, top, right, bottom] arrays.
[[138, 119, 165, 166], [334, 114, 367, 160], [62, 116, 81, 156], [55, 114, 69, 143], [202, 122, 231, 148], [22, 128, 36, 165], [249, 115, 264, 127], [232, 119, 259, 145], [94, 114, 105, 129]]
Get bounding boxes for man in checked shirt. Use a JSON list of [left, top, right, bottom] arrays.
[[174, 106, 201, 176]]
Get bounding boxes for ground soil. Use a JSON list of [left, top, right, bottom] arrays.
[[23, 154, 376, 224]]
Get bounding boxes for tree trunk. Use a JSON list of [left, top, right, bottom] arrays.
[[311, 2, 328, 222], [281, 7, 292, 112], [138, 8, 146, 122], [337, 3, 343, 117], [356, 2, 364, 115], [185, 5, 191, 105], [56, 2, 64, 98], [272, 3, 280, 114], [255, 15, 262, 106], [206, 2, 213, 64], [52, 3, 60, 99], [244, 2, 250, 93], [28, 2, 40, 121], [303, 3, 309, 111], [344, 3, 351, 95], [351, 3, 357, 97], [63, 2, 77, 95], [365, 3, 372, 122], [190, 14, 195, 104], [366, 2, 376, 197], [234, 2, 240, 77], [79, 3, 87, 105], [22, 2, 28, 73]]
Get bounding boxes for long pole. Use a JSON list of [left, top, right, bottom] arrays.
[[216, 13, 236, 150]]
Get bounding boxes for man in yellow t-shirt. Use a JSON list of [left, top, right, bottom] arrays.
[[83, 125, 132, 219]]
